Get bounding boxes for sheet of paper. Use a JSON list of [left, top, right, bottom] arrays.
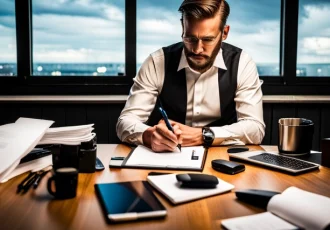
[[39, 124, 95, 145], [0, 118, 54, 182], [125, 145, 205, 169], [268, 186, 330, 230], [0, 155, 52, 183], [221, 212, 298, 230], [147, 174, 234, 204]]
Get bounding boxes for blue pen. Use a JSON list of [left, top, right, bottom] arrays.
[[158, 107, 182, 152]]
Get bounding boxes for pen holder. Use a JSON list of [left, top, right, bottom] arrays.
[[51, 135, 97, 173]]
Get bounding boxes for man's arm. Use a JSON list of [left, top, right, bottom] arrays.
[[116, 50, 182, 151], [211, 51, 265, 144]]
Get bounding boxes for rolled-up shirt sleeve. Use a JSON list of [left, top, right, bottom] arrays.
[[116, 51, 164, 145], [212, 51, 265, 144]]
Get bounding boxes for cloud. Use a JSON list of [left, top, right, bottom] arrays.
[[33, 47, 124, 63]]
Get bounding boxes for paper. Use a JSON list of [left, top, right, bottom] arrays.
[[221, 212, 298, 230], [221, 186, 330, 230], [147, 173, 234, 204], [268, 187, 330, 230], [0, 118, 54, 182], [0, 155, 52, 183], [125, 145, 205, 170], [39, 124, 95, 145]]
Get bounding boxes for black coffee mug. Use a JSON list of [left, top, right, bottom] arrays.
[[47, 167, 78, 199]]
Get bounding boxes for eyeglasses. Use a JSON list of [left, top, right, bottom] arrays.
[[182, 32, 220, 46]]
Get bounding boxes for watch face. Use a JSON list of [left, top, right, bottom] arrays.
[[203, 128, 215, 145]]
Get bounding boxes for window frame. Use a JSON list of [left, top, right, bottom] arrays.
[[0, 0, 329, 95]]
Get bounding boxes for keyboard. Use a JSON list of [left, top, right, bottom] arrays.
[[228, 151, 319, 174]]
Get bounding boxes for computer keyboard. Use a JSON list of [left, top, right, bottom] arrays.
[[228, 151, 319, 174], [248, 153, 316, 170]]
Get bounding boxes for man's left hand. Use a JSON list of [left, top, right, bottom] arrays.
[[159, 120, 203, 146]]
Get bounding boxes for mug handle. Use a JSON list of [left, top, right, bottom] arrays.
[[47, 176, 56, 196]]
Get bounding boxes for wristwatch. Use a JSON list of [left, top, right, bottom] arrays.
[[202, 127, 215, 148]]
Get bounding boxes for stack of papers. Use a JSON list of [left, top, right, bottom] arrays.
[[39, 124, 95, 145], [0, 118, 54, 182]]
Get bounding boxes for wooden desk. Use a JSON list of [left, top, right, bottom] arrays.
[[1, 144, 330, 230]]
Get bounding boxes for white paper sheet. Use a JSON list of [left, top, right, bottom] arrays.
[[0, 118, 54, 182], [268, 187, 330, 230], [147, 173, 234, 204], [221, 212, 298, 230], [125, 145, 205, 170]]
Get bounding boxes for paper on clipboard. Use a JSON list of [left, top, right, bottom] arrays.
[[124, 145, 206, 170]]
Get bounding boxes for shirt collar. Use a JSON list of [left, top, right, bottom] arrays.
[[177, 48, 228, 72]]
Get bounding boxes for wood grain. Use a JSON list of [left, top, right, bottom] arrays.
[[1, 144, 329, 230]]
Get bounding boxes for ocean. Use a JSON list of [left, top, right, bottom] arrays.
[[0, 63, 329, 77]]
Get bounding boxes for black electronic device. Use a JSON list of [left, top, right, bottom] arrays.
[[227, 146, 249, 153], [176, 173, 218, 188], [235, 189, 280, 209], [95, 157, 105, 171], [212, 159, 245, 175], [95, 181, 167, 222]]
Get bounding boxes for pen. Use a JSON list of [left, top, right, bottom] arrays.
[[158, 106, 182, 152], [33, 169, 50, 189], [17, 172, 36, 194]]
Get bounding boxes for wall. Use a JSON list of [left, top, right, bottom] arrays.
[[1, 102, 330, 151]]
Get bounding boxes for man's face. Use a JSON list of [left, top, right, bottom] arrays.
[[182, 14, 229, 73]]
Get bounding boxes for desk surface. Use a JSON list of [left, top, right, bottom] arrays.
[[1, 144, 330, 230]]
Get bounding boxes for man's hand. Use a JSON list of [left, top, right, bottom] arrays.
[[142, 122, 182, 152], [159, 120, 203, 146]]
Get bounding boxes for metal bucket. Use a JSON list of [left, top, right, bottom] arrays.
[[278, 118, 314, 156]]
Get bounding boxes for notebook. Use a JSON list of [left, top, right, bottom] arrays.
[[110, 145, 207, 171], [147, 173, 234, 204], [221, 186, 330, 230]]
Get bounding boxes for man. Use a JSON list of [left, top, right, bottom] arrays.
[[116, 0, 265, 152]]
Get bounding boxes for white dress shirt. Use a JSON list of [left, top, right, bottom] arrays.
[[116, 45, 265, 145]]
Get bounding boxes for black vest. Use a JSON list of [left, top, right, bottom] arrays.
[[147, 42, 241, 127]]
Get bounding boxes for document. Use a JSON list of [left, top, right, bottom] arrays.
[[124, 145, 206, 171], [147, 173, 234, 204], [39, 124, 95, 145], [221, 187, 330, 230], [0, 118, 54, 182]]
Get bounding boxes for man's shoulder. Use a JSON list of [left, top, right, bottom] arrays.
[[150, 42, 183, 60], [221, 42, 242, 53]]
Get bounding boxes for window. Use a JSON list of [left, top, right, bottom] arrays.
[[32, 0, 125, 76], [0, 0, 329, 95], [297, 0, 330, 77], [0, 0, 17, 76], [226, 0, 281, 76], [137, 0, 181, 71]]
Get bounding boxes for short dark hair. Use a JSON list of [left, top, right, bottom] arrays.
[[178, 0, 230, 31]]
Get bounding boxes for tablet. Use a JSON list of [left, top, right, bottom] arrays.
[[95, 181, 167, 222]]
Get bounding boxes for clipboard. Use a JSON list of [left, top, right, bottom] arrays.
[[109, 145, 208, 171]]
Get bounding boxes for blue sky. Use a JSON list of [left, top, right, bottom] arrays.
[[0, 0, 329, 64]]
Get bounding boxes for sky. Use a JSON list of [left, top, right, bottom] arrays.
[[0, 0, 329, 65]]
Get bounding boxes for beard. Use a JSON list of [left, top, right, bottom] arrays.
[[183, 37, 223, 73]]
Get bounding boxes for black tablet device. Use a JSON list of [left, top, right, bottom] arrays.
[[95, 181, 167, 222]]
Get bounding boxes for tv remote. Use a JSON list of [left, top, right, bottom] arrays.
[[95, 157, 105, 171]]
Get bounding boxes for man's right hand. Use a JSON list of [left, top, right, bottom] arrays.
[[142, 122, 182, 152]]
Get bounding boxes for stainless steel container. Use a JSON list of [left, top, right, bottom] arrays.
[[278, 118, 314, 156]]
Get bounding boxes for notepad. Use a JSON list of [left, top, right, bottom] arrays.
[[147, 173, 234, 204], [221, 187, 330, 230], [112, 145, 207, 171]]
